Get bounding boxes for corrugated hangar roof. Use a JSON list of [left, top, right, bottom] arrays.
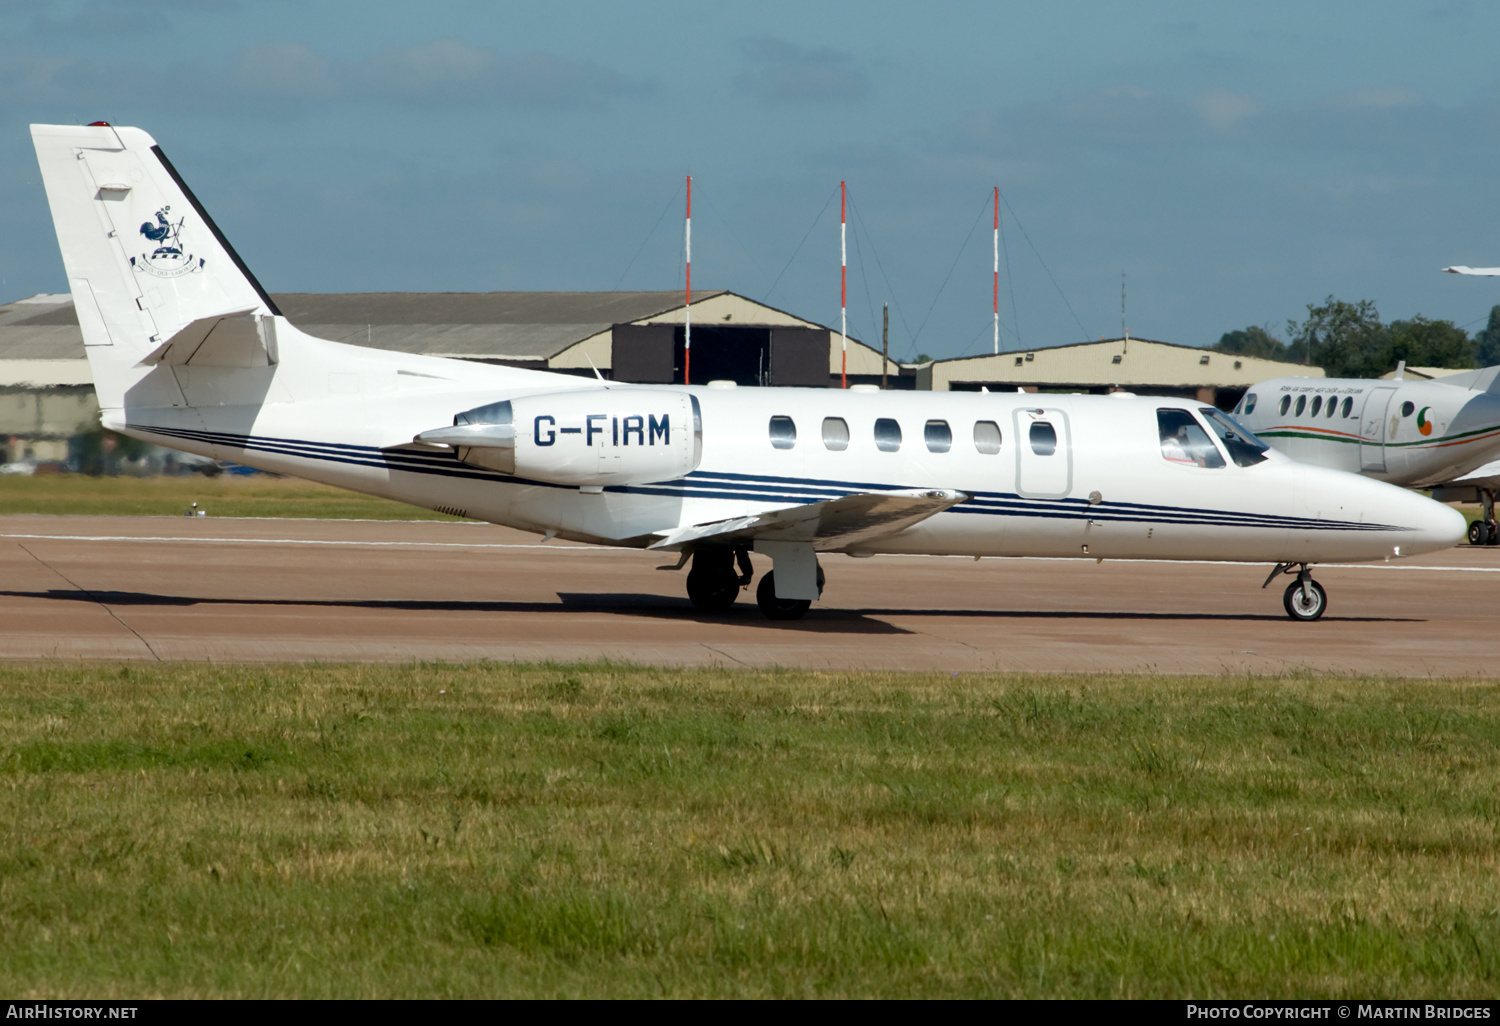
[[926, 335, 1322, 390], [0, 291, 729, 363]]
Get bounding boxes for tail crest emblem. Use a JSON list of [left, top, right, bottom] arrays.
[[131, 205, 204, 278]]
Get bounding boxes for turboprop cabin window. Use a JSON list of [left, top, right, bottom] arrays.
[[1029, 421, 1058, 456], [1198, 408, 1268, 468], [874, 418, 902, 452], [1310, 396, 1323, 417], [822, 417, 849, 451], [973, 421, 1002, 454], [1341, 396, 1354, 418], [1294, 395, 1306, 416], [1157, 409, 1225, 468], [1278, 395, 1291, 416], [924, 420, 952, 453], [769, 416, 796, 450], [1326, 397, 1338, 418]]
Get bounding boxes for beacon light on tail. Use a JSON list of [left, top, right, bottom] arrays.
[[29, 122, 1466, 622]]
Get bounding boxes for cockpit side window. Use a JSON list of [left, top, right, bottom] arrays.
[[1243, 393, 1258, 415], [1157, 409, 1226, 468], [1199, 408, 1269, 468]]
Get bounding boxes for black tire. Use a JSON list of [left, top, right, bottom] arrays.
[[755, 567, 825, 621], [1487, 521, 1499, 547], [1471, 520, 1487, 546], [686, 550, 740, 613], [1282, 578, 1327, 622]]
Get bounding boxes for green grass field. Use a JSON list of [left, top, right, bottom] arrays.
[[2, 662, 1498, 998], [0, 474, 466, 520]]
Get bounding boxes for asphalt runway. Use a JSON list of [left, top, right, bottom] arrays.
[[0, 513, 1495, 674]]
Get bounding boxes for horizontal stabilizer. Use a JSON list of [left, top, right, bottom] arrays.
[[139, 308, 275, 367], [1443, 266, 1500, 276], [649, 488, 969, 551]]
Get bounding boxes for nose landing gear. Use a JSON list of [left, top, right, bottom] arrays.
[[1263, 562, 1327, 621]]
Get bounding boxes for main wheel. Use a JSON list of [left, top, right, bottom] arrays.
[[1471, 520, 1487, 546], [686, 550, 740, 613], [1282, 578, 1327, 622], [1487, 520, 1499, 546], [755, 567, 825, 621]]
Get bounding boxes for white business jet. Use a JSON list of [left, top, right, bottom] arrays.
[[30, 123, 1464, 622]]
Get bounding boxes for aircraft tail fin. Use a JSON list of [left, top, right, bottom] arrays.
[[30, 123, 279, 409]]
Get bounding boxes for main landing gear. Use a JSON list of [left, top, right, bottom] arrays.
[[756, 566, 826, 621], [685, 547, 753, 613], [1263, 562, 1327, 622], [681, 547, 826, 620], [1468, 489, 1498, 546]]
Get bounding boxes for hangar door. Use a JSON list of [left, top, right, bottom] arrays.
[[611, 324, 675, 383], [769, 328, 831, 386]]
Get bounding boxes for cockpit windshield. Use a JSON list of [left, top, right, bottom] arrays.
[[1157, 409, 1225, 468], [1198, 408, 1270, 468]]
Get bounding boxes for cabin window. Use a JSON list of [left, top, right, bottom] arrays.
[[821, 417, 849, 451], [1278, 395, 1291, 416], [1199, 408, 1268, 468], [1294, 395, 1306, 416], [1310, 395, 1323, 417], [1326, 397, 1338, 418], [768, 416, 796, 450], [1341, 396, 1354, 418], [1400, 401, 1415, 417], [1157, 409, 1226, 468], [874, 418, 902, 452], [924, 420, 952, 453], [1028, 421, 1058, 456], [973, 420, 1002, 454], [1243, 393, 1258, 415]]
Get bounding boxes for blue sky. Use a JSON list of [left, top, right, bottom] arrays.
[[5, 0, 1500, 363]]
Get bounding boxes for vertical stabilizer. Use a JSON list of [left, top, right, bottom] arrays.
[[30, 123, 279, 409]]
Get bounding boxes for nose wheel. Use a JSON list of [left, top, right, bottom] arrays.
[[1263, 562, 1327, 622]]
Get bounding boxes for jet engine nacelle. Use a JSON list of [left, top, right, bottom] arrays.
[[416, 389, 702, 487]]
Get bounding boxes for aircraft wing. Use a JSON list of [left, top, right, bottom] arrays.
[[648, 488, 969, 551], [1443, 266, 1500, 276], [1447, 459, 1500, 490]]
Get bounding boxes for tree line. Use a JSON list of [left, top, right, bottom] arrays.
[[1213, 298, 1500, 378]]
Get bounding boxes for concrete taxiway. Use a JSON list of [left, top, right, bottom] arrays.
[[0, 514, 1493, 674]]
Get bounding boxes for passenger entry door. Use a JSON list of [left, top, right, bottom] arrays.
[[1360, 387, 1396, 472], [1013, 408, 1072, 498]]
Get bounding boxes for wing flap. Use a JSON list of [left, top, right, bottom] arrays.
[[648, 488, 969, 551]]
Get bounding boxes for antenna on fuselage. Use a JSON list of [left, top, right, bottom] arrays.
[[1121, 271, 1128, 354]]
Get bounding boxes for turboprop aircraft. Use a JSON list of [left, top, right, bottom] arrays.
[[30, 122, 1466, 622], [1233, 363, 1500, 547]]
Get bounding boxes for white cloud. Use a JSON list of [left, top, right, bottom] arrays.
[[1193, 89, 1260, 131], [735, 37, 869, 104]]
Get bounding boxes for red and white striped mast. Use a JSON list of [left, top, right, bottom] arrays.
[[840, 180, 847, 388], [993, 186, 1000, 355], [684, 175, 692, 385]]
